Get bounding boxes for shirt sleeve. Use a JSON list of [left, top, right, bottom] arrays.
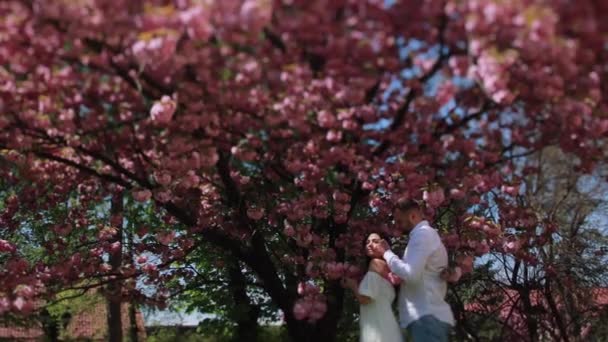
[[358, 271, 381, 299], [383, 227, 437, 283]]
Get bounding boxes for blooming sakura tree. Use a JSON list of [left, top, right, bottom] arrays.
[[1, 0, 608, 340], [448, 147, 608, 341]]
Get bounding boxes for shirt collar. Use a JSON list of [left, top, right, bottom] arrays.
[[411, 220, 429, 232]]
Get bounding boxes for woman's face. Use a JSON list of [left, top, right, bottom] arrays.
[[365, 233, 382, 258]]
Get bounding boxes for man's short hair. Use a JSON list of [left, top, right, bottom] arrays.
[[394, 200, 422, 214]]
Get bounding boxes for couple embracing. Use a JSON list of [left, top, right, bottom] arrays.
[[343, 201, 454, 342]]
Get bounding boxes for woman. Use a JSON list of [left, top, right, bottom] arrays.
[[343, 233, 403, 342]]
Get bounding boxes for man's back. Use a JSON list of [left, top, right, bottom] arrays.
[[381, 203, 455, 341], [396, 222, 454, 328]]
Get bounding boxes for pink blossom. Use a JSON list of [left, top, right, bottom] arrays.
[[154, 190, 173, 203], [99, 263, 112, 272], [132, 34, 178, 65], [423, 187, 445, 208], [240, 0, 272, 32], [143, 263, 158, 274], [297, 232, 313, 247], [436, 81, 456, 106], [14, 285, 34, 298], [325, 262, 345, 280], [317, 110, 336, 128], [458, 255, 474, 274], [297, 282, 319, 296], [0, 297, 10, 314], [475, 240, 490, 255], [98, 227, 118, 241], [0, 239, 15, 253], [150, 95, 177, 124], [448, 56, 469, 76], [179, 172, 200, 189], [247, 206, 265, 220], [362, 182, 375, 191], [449, 188, 465, 200], [154, 172, 172, 186], [443, 233, 461, 249], [179, 6, 213, 41], [157, 231, 176, 245], [503, 239, 521, 253], [132, 189, 152, 202], [284, 226, 295, 237], [12, 297, 33, 313], [326, 130, 342, 142], [293, 300, 312, 320], [345, 265, 361, 278], [491, 89, 515, 104], [414, 57, 435, 73], [308, 300, 327, 321], [500, 184, 519, 196], [109, 241, 121, 254]]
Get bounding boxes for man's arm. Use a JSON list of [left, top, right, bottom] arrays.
[[382, 228, 437, 283]]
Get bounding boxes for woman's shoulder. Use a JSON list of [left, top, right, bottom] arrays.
[[368, 258, 389, 275]]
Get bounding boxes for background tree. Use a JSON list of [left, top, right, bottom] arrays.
[[449, 147, 608, 341], [1, 1, 608, 341]]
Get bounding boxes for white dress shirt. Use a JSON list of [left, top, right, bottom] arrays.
[[383, 220, 455, 328]]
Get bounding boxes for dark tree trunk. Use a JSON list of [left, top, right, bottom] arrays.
[[281, 294, 345, 342], [107, 192, 123, 342], [127, 221, 139, 342], [181, 153, 346, 341], [315, 282, 345, 341], [227, 259, 260, 342], [544, 279, 570, 342], [128, 303, 138, 342], [39, 308, 59, 342], [520, 288, 538, 342]]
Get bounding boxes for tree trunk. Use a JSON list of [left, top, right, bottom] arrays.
[[243, 232, 345, 342], [128, 303, 138, 342], [314, 282, 344, 341], [127, 220, 139, 342], [519, 287, 538, 342], [107, 192, 123, 342], [227, 259, 260, 342], [39, 308, 59, 342], [544, 279, 570, 342]]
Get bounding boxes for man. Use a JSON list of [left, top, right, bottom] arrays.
[[371, 201, 454, 341]]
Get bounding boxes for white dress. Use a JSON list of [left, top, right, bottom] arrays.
[[358, 271, 403, 342]]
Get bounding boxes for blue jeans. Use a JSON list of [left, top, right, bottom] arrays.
[[403, 315, 451, 342]]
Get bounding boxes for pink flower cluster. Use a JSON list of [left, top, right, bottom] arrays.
[[0, 284, 37, 315], [423, 186, 445, 209], [293, 282, 327, 322], [150, 95, 177, 124], [0, 239, 16, 254], [324, 262, 359, 280]]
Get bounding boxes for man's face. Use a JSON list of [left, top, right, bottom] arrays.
[[394, 209, 414, 230]]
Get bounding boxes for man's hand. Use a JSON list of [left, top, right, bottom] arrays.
[[372, 239, 390, 256], [440, 266, 462, 283]]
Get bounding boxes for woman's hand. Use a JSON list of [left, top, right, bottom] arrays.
[[440, 266, 462, 283]]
